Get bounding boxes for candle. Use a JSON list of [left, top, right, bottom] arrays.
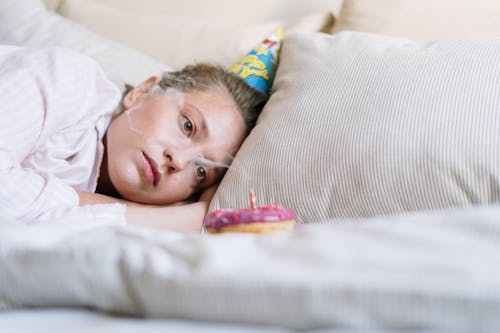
[[249, 191, 256, 209]]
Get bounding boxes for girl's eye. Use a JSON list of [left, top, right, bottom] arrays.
[[182, 115, 193, 135], [195, 165, 207, 184]]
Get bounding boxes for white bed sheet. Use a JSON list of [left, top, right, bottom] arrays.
[[0, 308, 432, 333], [1, 206, 500, 332], [0, 308, 290, 333]]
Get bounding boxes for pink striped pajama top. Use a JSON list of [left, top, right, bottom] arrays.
[[0, 46, 126, 228]]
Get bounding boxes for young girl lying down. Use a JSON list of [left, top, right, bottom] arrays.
[[0, 43, 274, 232]]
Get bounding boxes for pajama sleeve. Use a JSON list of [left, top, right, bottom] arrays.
[[0, 46, 125, 226]]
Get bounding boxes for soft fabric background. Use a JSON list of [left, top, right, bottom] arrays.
[[210, 31, 500, 223], [44, 0, 344, 25], [0, 0, 169, 89], [3, 0, 337, 87], [55, 0, 334, 69], [332, 0, 500, 40]]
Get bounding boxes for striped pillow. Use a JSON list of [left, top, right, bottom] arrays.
[[210, 31, 500, 223]]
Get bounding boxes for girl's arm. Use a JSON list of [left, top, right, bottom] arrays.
[[124, 201, 208, 233], [76, 185, 217, 233]]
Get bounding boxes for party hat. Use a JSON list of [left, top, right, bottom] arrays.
[[229, 27, 283, 98]]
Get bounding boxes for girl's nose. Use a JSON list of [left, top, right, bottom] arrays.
[[165, 153, 184, 173], [164, 147, 194, 173]]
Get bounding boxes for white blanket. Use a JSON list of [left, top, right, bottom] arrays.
[[1, 206, 500, 332]]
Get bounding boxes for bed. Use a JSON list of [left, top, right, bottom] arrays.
[[2, 0, 500, 332], [2, 206, 500, 332]]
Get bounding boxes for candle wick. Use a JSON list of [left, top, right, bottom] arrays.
[[249, 191, 256, 209]]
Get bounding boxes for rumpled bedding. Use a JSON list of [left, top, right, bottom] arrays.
[[1, 206, 500, 332]]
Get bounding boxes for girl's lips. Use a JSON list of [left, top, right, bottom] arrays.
[[142, 151, 161, 186]]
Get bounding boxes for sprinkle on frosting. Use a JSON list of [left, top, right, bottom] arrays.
[[204, 205, 295, 230]]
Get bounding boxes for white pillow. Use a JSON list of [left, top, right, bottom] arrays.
[[55, 0, 335, 70], [0, 0, 170, 89], [210, 31, 500, 223], [55, 0, 344, 26], [333, 0, 500, 40]]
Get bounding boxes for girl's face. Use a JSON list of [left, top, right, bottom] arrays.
[[104, 76, 246, 204]]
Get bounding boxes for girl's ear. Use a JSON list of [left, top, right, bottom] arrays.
[[122, 76, 161, 109]]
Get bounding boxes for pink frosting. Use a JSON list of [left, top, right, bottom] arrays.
[[204, 205, 295, 230]]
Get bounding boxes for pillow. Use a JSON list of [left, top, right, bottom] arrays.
[[42, 0, 60, 11], [0, 0, 170, 89], [210, 31, 500, 223], [55, 0, 335, 69], [332, 0, 500, 40], [54, 0, 344, 27]]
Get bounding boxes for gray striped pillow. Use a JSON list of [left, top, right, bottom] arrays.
[[210, 31, 500, 223]]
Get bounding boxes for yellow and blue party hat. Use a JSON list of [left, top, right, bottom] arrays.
[[229, 27, 283, 98]]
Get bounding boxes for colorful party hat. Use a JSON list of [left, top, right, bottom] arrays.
[[229, 27, 283, 98]]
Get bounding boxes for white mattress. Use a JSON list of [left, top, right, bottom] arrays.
[[1, 206, 500, 332]]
